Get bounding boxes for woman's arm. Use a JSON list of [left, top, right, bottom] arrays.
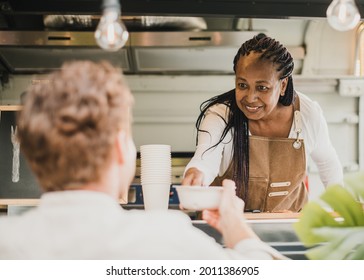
[[309, 104, 344, 187], [183, 104, 231, 186]]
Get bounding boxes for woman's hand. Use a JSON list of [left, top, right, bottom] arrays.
[[182, 167, 205, 186], [202, 179, 259, 248]]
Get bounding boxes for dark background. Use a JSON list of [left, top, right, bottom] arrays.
[[1, 0, 364, 18], [2, 0, 364, 31], [0, 111, 42, 198]]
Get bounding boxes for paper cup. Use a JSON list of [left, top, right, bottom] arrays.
[[140, 144, 171, 150], [140, 144, 172, 186], [142, 184, 170, 211]]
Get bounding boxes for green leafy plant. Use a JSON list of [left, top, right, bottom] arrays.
[[294, 172, 364, 260]]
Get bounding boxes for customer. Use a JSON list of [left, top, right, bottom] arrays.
[[0, 60, 284, 259], [183, 34, 343, 212]]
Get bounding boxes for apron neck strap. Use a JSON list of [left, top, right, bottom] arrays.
[[292, 94, 302, 149], [293, 92, 300, 111]]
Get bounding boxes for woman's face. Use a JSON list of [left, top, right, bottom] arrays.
[[235, 52, 287, 121]]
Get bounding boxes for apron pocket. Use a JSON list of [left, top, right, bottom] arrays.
[[246, 177, 269, 212]]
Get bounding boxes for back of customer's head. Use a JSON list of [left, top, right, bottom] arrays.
[[17, 60, 133, 192]]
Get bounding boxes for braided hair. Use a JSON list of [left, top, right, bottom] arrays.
[[195, 34, 295, 200]]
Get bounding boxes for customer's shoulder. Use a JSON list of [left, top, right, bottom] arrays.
[[122, 209, 196, 237], [0, 215, 24, 227], [127, 209, 191, 225], [0, 215, 30, 243]]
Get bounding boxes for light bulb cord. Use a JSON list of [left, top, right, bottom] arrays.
[[101, 0, 121, 10]]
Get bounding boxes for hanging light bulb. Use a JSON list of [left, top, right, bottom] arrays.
[[326, 0, 361, 31], [95, 0, 129, 51]]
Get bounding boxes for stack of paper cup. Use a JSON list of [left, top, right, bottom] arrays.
[[140, 144, 171, 211]]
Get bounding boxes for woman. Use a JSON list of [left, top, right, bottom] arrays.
[[182, 34, 343, 213]]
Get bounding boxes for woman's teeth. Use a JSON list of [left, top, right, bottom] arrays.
[[246, 105, 261, 112]]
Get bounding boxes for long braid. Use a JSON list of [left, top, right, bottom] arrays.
[[232, 100, 249, 199], [195, 34, 295, 200]]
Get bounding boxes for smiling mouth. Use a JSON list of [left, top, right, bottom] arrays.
[[245, 105, 262, 112]]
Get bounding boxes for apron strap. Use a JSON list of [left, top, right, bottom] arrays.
[[293, 94, 302, 149]]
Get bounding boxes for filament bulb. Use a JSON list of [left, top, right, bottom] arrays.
[[326, 0, 361, 31], [95, 7, 129, 51]]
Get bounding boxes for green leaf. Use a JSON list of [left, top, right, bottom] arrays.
[[307, 227, 364, 259], [321, 184, 364, 226], [294, 183, 364, 260], [294, 202, 337, 246], [349, 242, 364, 259]]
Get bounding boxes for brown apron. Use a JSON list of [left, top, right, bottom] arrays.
[[211, 98, 308, 212]]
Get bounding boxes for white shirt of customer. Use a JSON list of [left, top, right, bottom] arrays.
[[0, 191, 284, 260]]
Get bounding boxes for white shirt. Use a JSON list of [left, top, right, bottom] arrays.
[[185, 92, 343, 188], [0, 191, 283, 260]]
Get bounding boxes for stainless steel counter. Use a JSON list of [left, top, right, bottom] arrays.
[[192, 219, 309, 260]]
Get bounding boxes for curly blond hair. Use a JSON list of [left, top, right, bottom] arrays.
[[17, 60, 133, 191]]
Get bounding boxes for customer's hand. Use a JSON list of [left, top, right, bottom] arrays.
[[182, 167, 205, 186], [202, 179, 258, 248]]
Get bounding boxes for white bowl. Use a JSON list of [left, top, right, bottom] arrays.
[[174, 185, 223, 211]]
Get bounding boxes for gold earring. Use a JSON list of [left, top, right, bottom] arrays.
[[280, 92, 285, 96]]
